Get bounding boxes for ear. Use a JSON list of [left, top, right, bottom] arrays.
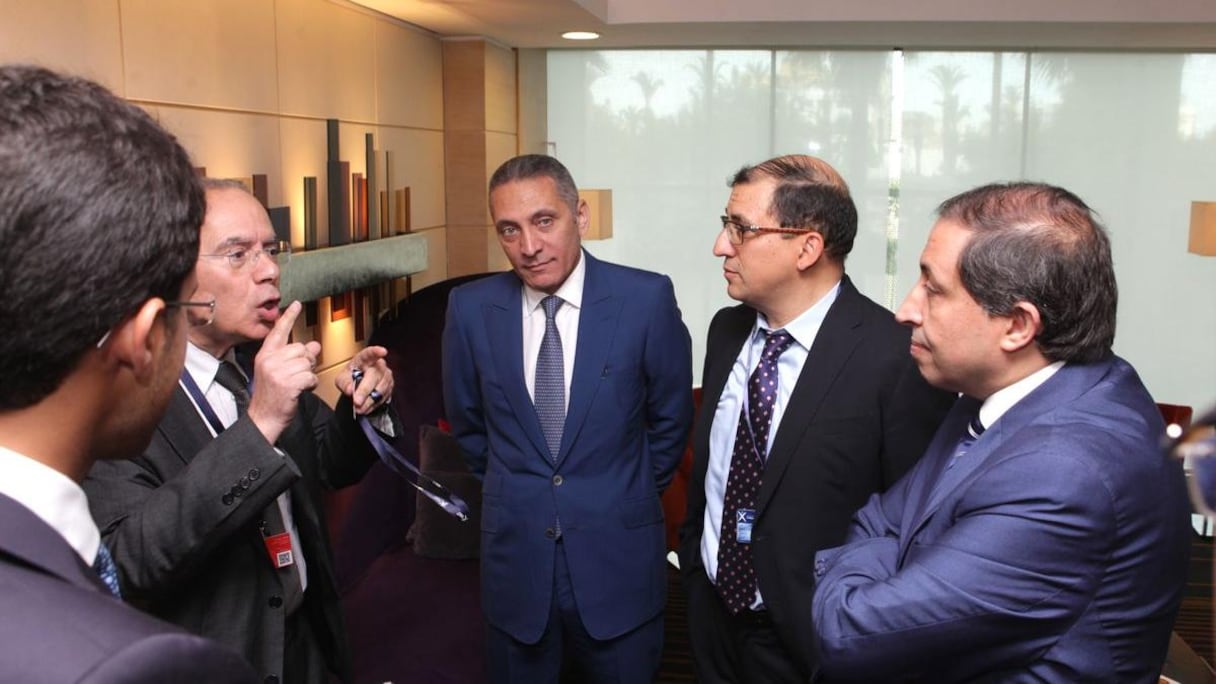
[[794, 231, 825, 271], [106, 299, 168, 382], [575, 198, 589, 237], [999, 301, 1042, 353]]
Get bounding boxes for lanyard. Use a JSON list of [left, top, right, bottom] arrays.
[[351, 369, 470, 522], [180, 370, 229, 435]]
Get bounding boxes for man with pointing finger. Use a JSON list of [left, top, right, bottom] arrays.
[[84, 178, 397, 684]]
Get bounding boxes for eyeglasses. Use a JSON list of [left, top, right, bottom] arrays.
[[200, 240, 291, 270], [1167, 415, 1216, 516], [719, 216, 812, 245], [167, 296, 216, 328], [95, 293, 217, 348]]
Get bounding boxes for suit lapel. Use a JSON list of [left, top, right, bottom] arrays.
[[689, 306, 754, 495], [902, 360, 1113, 545], [559, 254, 621, 467], [757, 279, 865, 514], [484, 274, 551, 460], [158, 385, 221, 466]]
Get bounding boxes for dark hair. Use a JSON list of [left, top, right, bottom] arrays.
[[488, 154, 579, 212], [731, 154, 858, 261], [0, 65, 204, 409], [938, 182, 1117, 363]]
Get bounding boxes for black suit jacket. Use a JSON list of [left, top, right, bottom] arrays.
[[0, 493, 257, 683], [84, 383, 379, 684], [678, 276, 954, 676]]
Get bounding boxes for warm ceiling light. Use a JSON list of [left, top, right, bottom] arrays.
[[561, 31, 600, 40]]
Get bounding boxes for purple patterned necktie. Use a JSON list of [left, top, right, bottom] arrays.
[[715, 328, 796, 614]]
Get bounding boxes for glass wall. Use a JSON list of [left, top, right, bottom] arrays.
[[549, 49, 1216, 410]]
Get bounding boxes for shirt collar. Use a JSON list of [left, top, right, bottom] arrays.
[[754, 279, 842, 351], [0, 445, 100, 564], [523, 248, 586, 314], [978, 360, 1066, 429], [185, 341, 223, 390]]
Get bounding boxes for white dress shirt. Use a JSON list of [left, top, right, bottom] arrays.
[[182, 342, 308, 591], [976, 360, 1066, 431], [0, 445, 101, 565], [522, 250, 586, 409], [701, 281, 841, 609]]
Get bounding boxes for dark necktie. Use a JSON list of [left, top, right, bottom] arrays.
[[535, 295, 565, 461], [945, 413, 986, 469], [212, 360, 305, 614], [716, 329, 796, 614], [94, 543, 122, 599], [214, 360, 251, 412]]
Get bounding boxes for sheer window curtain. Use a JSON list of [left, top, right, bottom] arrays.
[[548, 49, 1216, 409]]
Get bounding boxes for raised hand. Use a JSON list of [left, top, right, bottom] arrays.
[[246, 301, 321, 444], [336, 345, 395, 416]]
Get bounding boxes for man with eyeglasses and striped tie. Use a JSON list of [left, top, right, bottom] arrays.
[[85, 178, 399, 684], [0, 64, 256, 683]]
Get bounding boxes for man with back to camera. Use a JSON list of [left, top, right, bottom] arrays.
[[0, 64, 256, 683], [443, 154, 694, 682], [812, 182, 1191, 682], [84, 178, 399, 683], [678, 154, 954, 682]]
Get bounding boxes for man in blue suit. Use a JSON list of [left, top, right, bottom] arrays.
[[812, 182, 1191, 682], [443, 154, 694, 682]]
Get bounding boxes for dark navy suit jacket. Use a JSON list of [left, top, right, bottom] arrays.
[[0, 492, 256, 683], [443, 251, 694, 642], [813, 357, 1191, 682]]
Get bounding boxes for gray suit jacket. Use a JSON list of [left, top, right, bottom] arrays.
[[84, 381, 379, 683], [0, 492, 257, 683]]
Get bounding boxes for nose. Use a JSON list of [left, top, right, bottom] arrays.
[[519, 227, 541, 257], [894, 286, 921, 327], [253, 248, 280, 283], [713, 227, 735, 257]]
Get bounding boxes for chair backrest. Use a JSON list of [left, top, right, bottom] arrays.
[[1158, 403, 1195, 432]]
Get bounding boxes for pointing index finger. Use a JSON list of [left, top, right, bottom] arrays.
[[263, 300, 301, 351]]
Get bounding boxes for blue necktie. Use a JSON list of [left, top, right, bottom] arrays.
[[716, 329, 795, 614], [945, 413, 986, 469], [94, 543, 122, 599], [535, 296, 565, 461]]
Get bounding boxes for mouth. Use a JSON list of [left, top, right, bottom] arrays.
[[258, 296, 282, 321], [522, 259, 554, 273], [909, 339, 929, 355]]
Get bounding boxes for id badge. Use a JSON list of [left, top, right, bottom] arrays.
[[263, 532, 295, 569], [736, 508, 756, 544]]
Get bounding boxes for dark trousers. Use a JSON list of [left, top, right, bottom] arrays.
[[486, 540, 664, 684], [685, 567, 806, 684]]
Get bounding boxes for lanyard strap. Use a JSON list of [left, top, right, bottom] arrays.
[[351, 369, 470, 522], [180, 370, 228, 435]]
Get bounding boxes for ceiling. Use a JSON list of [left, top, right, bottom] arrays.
[[349, 0, 1216, 50]]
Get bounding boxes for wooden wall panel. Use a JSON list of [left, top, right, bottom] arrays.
[[0, 0, 124, 90], [121, 0, 278, 111]]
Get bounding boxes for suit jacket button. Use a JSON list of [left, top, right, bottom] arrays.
[[544, 527, 556, 539], [264, 676, 279, 684], [239, 476, 250, 488], [268, 595, 283, 608], [249, 467, 260, 480], [552, 475, 563, 486], [222, 494, 234, 506]]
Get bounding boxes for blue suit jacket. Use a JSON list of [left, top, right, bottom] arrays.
[[813, 356, 1191, 683], [443, 252, 694, 642]]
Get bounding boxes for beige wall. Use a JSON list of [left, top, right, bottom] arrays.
[[0, 0, 460, 403]]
